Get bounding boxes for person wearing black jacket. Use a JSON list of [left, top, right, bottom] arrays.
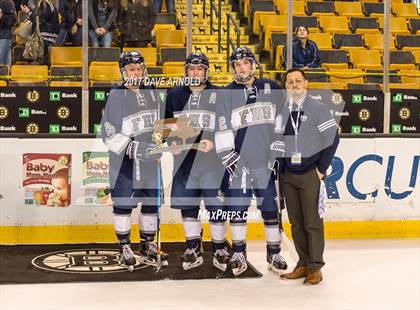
[[0, 0, 16, 65], [21, 0, 59, 64], [118, 0, 154, 48], [55, 0, 82, 46], [278, 68, 339, 285], [88, 0, 118, 47]]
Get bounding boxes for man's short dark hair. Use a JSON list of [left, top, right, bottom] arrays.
[[284, 68, 307, 81]]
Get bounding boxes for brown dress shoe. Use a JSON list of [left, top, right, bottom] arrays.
[[280, 266, 308, 279], [303, 269, 323, 285]]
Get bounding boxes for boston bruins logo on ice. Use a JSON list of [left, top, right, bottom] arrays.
[[398, 107, 410, 120], [31, 249, 148, 274], [26, 90, 40, 103], [0, 106, 9, 119], [358, 108, 370, 121], [26, 122, 39, 134], [57, 106, 70, 119]]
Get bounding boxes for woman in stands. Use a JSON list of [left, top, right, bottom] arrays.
[[118, 0, 154, 48], [20, 0, 59, 64], [88, 0, 118, 48], [55, 0, 82, 46], [284, 26, 320, 69]]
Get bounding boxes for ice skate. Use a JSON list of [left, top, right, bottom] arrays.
[[229, 251, 248, 276], [267, 253, 287, 275], [213, 247, 230, 272], [120, 244, 136, 272], [181, 242, 204, 270], [138, 241, 169, 267]]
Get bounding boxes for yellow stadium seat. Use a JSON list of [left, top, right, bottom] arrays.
[[392, 3, 420, 18], [123, 47, 158, 66], [399, 70, 420, 85], [364, 33, 397, 50], [378, 16, 410, 35], [389, 83, 419, 89], [349, 50, 383, 70], [319, 16, 351, 34], [329, 68, 365, 85], [308, 33, 332, 49], [156, 30, 186, 49], [152, 24, 176, 32], [0, 80, 7, 86], [275, 1, 306, 16], [321, 63, 349, 70], [11, 65, 48, 82], [50, 47, 83, 66], [254, 12, 278, 35], [275, 45, 284, 70], [50, 81, 83, 87], [390, 63, 417, 71], [260, 15, 288, 51], [334, 2, 364, 17], [89, 63, 121, 82], [308, 82, 346, 90], [163, 62, 184, 75], [413, 50, 420, 65]]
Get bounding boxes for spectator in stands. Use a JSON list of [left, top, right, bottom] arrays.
[[89, 0, 118, 48], [118, 0, 154, 48], [152, 0, 174, 14], [284, 26, 320, 69], [55, 0, 82, 46], [21, 0, 59, 64], [0, 0, 16, 66]]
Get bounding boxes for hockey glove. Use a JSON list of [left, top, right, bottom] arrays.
[[126, 141, 161, 161], [221, 150, 250, 178]]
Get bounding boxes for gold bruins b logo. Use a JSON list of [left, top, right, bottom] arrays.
[[26, 122, 39, 134], [358, 108, 370, 121], [0, 106, 8, 119], [331, 93, 343, 105], [398, 107, 410, 120], [26, 90, 40, 103], [57, 106, 70, 119]]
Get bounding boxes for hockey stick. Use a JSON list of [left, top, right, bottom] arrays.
[[155, 159, 162, 272], [274, 172, 299, 263]]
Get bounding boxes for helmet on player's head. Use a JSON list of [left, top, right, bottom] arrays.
[[229, 46, 256, 83], [119, 51, 146, 71], [184, 52, 209, 84], [119, 51, 147, 86]]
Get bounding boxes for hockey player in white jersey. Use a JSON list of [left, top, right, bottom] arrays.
[[100, 51, 168, 271], [165, 53, 229, 271], [215, 47, 287, 276]]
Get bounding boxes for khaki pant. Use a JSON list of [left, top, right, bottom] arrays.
[[283, 168, 325, 270]]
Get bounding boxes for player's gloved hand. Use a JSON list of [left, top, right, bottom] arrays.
[[268, 159, 280, 175], [126, 141, 161, 161], [221, 150, 250, 178]]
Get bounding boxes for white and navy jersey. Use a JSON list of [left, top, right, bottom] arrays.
[[165, 83, 223, 174], [100, 85, 161, 188], [277, 94, 339, 174], [215, 78, 282, 169]]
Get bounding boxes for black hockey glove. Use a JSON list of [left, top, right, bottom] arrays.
[[221, 150, 250, 178], [126, 141, 161, 161]]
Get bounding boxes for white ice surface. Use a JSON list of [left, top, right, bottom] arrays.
[[1, 239, 419, 310]]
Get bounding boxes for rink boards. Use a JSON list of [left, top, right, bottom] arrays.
[[0, 137, 419, 244]]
